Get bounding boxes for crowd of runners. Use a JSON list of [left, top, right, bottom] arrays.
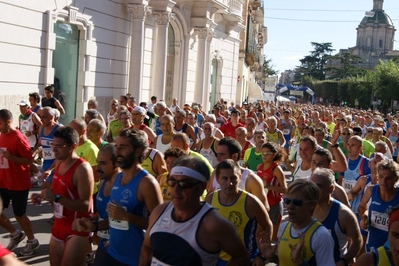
[[1, 86, 399, 265]]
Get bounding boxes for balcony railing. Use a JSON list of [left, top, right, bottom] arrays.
[[229, 0, 243, 17]]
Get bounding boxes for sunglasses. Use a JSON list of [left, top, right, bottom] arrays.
[[283, 198, 311, 207], [367, 130, 373, 133], [261, 152, 274, 156], [341, 133, 351, 136], [167, 178, 200, 189]]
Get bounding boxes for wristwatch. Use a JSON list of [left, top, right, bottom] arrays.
[[331, 143, 339, 148], [54, 194, 61, 203]]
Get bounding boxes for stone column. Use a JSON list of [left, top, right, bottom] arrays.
[[202, 29, 213, 108], [127, 4, 150, 101], [194, 28, 209, 106], [152, 11, 171, 100]]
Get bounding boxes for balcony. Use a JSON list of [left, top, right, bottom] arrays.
[[217, 0, 243, 22], [229, 0, 243, 17]]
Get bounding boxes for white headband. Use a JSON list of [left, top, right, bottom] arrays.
[[170, 166, 207, 182]]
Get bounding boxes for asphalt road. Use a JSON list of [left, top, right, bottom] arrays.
[[0, 170, 293, 265]]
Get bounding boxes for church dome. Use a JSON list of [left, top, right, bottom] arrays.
[[359, 10, 394, 26]]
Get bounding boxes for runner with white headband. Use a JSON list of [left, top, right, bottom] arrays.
[[139, 156, 250, 265]]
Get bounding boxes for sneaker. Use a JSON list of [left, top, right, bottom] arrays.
[[19, 239, 40, 256], [85, 252, 95, 266], [7, 231, 26, 251]]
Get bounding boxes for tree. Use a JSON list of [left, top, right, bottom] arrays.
[[298, 42, 335, 80], [372, 60, 399, 109], [263, 56, 278, 76]]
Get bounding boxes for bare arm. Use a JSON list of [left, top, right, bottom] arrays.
[[144, 127, 157, 144], [330, 146, 348, 173], [278, 131, 286, 148], [269, 166, 287, 194], [152, 152, 167, 177], [339, 205, 363, 262], [54, 100, 65, 115], [347, 175, 366, 201], [246, 172, 269, 211]]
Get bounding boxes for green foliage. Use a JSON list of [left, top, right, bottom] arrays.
[[298, 42, 335, 80], [263, 56, 278, 76]]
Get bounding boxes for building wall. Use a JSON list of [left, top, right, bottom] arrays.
[[0, 0, 247, 122]]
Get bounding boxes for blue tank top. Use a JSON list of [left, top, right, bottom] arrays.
[[108, 170, 148, 265], [96, 180, 112, 251], [155, 117, 162, 136], [343, 156, 370, 214], [321, 200, 346, 262], [366, 185, 399, 252], [40, 124, 60, 171]]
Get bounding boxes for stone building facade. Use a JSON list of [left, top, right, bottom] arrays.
[[0, 0, 266, 123]]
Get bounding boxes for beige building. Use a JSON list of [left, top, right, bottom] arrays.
[[0, 0, 266, 124], [330, 0, 398, 71]]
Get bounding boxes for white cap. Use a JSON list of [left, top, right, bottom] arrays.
[[18, 100, 30, 106]]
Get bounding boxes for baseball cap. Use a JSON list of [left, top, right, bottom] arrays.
[[18, 100, 30, 106], [132, 106, 148, 118]]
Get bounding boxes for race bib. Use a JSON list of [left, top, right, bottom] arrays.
[[342, 179, 357, 193], [20, 125, 29, 132], [151, 257, 172, 266], [371, 210, 389, 231], [283, 128, 290, 135], [109, 206, 129, 230], [42, 147, 55, 160], [0, 148, 9, 169], [54, 202, 64, 218], [97, 218, 110, 239]]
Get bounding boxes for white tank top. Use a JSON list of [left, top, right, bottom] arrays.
[[19, 113, 36, 148], [199, 140, 218, 167], [107, 111, 117, 125], [293, 159, 312, 180], [156, 134, 171, 154], [255, 121, 266, 131], [150, 202, 219, 266]]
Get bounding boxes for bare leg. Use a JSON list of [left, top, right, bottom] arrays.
[[49, 236, 65, 266], [61, 236, 91, 266], [0, 213, 17, 234], [15, 215, 34, 240]]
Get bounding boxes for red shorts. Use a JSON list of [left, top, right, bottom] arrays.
[[51, 219, 90, 242]]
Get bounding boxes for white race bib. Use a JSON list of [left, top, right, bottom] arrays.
[[42, 147, 55, 160], [97, 218, 110, 239], [0, 148, 9, 169], [54, 202, 64, 218], [283, 128, 290, 135], [371, 210, 389, 231], [342, 179, 357, 193], [109, 206, 129, 230]]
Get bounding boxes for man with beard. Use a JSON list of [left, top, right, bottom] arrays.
[[73, 129, 163, 265], [74, 144, 120, 264]]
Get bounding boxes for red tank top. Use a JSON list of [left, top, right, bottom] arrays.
[[241, 141, 252, 160], [52, 158, 91, 223], [256, 162, 282, 206]]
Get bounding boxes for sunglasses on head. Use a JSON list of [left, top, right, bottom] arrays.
[[261, 152, 274, 156], [283, 197, 311, 207], [167, 178, 200, 189]]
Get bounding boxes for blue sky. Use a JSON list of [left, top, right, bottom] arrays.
[[263, 0, 399, 74]]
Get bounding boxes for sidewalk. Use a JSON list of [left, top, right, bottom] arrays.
[[0, 187, 53, 265]]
